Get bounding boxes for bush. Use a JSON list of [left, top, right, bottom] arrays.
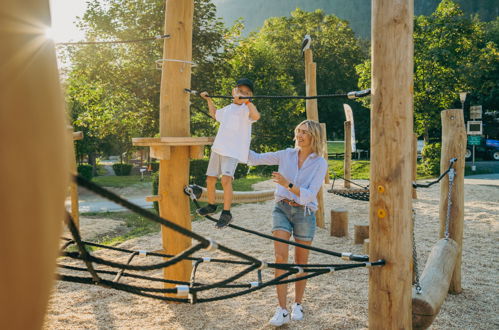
[[421, 142, 441, 176], [149, 162, 159, 173], [77, 164, 93, 181], [112, 163, 133, 176], [249, 164, 277, 176]]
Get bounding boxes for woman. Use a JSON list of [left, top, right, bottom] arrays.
[[248, 119, 328, 326]]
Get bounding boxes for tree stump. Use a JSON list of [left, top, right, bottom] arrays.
[[330, 208, 348, 237], [354, 223, 369, 244]]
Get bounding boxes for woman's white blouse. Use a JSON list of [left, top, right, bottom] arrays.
[[248, 148, 328, 213]]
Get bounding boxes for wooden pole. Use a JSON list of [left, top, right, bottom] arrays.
[[69, 129, 83, 229], [304, 48, 325, 228], [159, 0, 194, 294], [321, 123, 330, 184], [412, 133, 418, 199], [0, 0, 70, 327], [439, 109, 466, 294], [369, 1, 414, 329], [344, 121, 352, 188]]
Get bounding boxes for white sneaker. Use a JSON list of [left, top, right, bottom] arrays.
[[291, 302, 304, 321], [269, 306, 290, 326]]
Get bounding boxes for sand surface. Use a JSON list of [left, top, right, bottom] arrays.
[[46, 180, 498, 329]]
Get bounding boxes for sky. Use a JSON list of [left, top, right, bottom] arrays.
[[48, 0, 87, 42]]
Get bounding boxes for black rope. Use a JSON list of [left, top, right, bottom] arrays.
[[55, 35, 170, 46], [412, 158, 457, 188], [185, 88, 371, 100]]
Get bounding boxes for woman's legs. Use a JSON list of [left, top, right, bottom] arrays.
[[294, 238, 312, 304], [273, 230, 291, 309]]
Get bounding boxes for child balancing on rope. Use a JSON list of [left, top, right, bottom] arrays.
[[197, 78, 261, 228]]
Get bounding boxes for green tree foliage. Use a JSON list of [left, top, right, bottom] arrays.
[[222, 9, 369, 151], [357, 0, 498, 141], [63, 0, 236, 161]]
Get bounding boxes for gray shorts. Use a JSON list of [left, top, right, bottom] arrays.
[[206, 151, 239, 178]]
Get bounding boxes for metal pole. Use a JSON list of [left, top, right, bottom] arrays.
[[472, 145, 476, 171]]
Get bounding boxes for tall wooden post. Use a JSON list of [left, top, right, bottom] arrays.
[[439, 109, 465, 294], [159, 0, 194, 292], [321, 123, 330, 184], [304, 48, 325, 228], [369, 1, 414, 329], [344, 121, 352, 188], [412, 133, 418, 199], [0, 0, 70, 327]]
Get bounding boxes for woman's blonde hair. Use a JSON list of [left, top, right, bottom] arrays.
[[293, 119, 325, 156]]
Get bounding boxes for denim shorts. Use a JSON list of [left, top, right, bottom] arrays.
[[272, 201, 316, 242]]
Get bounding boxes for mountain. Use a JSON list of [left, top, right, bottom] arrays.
[[212, 0, 499, 39]]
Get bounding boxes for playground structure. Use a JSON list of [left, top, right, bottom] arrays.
[[0, 0, 469, 329]]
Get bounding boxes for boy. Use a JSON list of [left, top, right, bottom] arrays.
[[197, 78, 261, 228]]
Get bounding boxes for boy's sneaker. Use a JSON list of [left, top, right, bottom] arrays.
[[269, 307, 290, 327], [215, 211, 232, 229], [196, 204, 217, 216], [291, 302, 304, 321]]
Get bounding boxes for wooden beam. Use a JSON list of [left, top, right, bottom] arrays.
[[159, 0, 194, 297], [145, 195, 162, 202], [439, 109, 466, 294], [189, 145, 204, 159], [72, 131, 84, 141], [132, 136, 214, 147], [412, 238, 459, 329], [150, 145, 170, 160], [344, 121, 352, 188], [369, 0, 414, 328]]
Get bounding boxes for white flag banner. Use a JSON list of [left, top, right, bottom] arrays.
[[343, 104, 357, 152]]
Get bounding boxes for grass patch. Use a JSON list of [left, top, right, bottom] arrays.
[[79, 211, 160, 250], [327, 141, 344, 154], [93, 175, 152, 188]]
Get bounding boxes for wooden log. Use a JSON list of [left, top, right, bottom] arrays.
[[197, 187, 274, 204], [0, 0, 71, 327], [363, 239, 370, 254], [344, 121, 352, 188], [369, 0, 414, 328], [439, 109, 466, 294], [413, 133, 418, 199], [158, 0, 194, 297], [321, 123, 330, 184], [412, 238, 459, 329], [330, 208, 348, 237], [354, 224, 369, 244]]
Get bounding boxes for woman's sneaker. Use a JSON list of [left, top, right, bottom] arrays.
[[196, 204, 217, 216], [269, 306, 290, 327], [291, 302, 304, 321]]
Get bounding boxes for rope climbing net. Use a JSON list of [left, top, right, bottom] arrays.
[[58, 176, 384, 304]]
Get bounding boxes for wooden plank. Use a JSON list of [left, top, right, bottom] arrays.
[[150, 145, 170, 160], [72, 131, 83, 141], [412, 238, 459, 329], [439, 109, 466, 294], [133, 136, 214, 147], [369, 0, 414, 328], [145, 195, 162, 202], [197, 187, 274, 204]]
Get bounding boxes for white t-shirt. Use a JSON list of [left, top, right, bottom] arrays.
[[212, 103, 255, 163]]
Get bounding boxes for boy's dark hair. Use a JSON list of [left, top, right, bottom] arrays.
[[236, 78, 254, 93]]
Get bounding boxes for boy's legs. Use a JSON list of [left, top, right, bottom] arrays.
[[197, 152, 221, 216], [220, 175, 233, 211], [206, 176, 217, 205]]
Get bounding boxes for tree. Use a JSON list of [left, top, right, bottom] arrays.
[[222, 9, 369, 151], [357, 0, 498, 141], [61, 0, 236, 162]]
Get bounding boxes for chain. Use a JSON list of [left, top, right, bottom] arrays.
[[444, 168, 456, 239], [412, 208, 422, 294]]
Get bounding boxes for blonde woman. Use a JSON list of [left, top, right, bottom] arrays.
[[248, 119, 328, 326]]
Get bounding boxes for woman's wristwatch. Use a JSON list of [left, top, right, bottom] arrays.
[[287, 182, 294, 191]]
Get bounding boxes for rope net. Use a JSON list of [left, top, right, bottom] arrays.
[[59, 175, 384, 304]]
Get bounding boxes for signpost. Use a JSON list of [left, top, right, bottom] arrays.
[[467, 105, 483, 172]]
